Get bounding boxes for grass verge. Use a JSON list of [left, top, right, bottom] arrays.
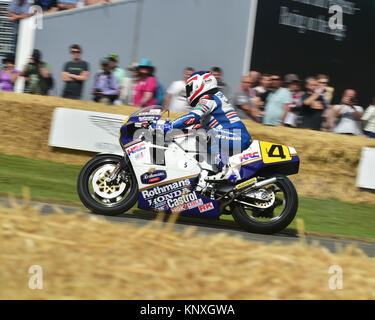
[[1, 152, 374, 241]]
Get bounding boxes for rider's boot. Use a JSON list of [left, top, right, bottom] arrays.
[[204, 164, 237, 182]]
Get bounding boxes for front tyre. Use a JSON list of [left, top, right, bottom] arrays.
[[77, 154, 138, 216], [231, 175, 298, 234]]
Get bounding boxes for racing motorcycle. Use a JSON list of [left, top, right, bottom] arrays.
[[77, 105, 300, 234]]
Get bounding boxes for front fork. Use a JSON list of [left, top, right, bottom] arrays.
[[106, 155, 131, 185]]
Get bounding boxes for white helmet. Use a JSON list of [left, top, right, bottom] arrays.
[[186, 71, 218, 107]]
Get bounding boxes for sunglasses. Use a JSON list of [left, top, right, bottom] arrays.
[[271, 78, 281, 81], [71, 50, 81, 54], [319, 81, 328, 84]]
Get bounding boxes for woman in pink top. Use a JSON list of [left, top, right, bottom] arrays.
[[133, 59, 158, 108], [0, 54, 20, 92]]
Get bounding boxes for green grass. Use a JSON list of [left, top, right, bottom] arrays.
[[0, 153, 81, 203], [1, 152, 374, 241]]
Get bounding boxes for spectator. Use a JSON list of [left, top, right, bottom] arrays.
[[332, 89, 363, 136], [232, 76, 257, 121], [300, 77, 326, 130], [62, 44, 90, 99], [133, 59, 158, 108], [283, 74, 303, 128], [0, 53, 20, 92], [253, 73, 271, 121], [361, 98, 375, 138], [317, 74, 335, 131], [57, 0, 77, 10], [254, 73, 271, 97], [211, 67, 230, 97], [317, 74, 334, 104], [91, 58, 119, 105], [107, 53, 126, 105], [33, 0, 58, 13], [108, 53, 126, 84], [247, 70, 259, 99], [21, 49, 52, 95], [249, 70, 261, 87], [7, 0, 31, 48], [262, 74, 292, 126], [85, 0, 110, 5], [120, 62, 138, 106], [162, 67, 194, 113]]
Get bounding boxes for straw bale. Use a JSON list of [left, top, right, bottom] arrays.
[[0, 200, 374, 300]]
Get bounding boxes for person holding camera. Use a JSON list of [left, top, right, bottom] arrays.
[[300, 77, 327, 130], [91, 58, 119, 105], [332, 89, 363, 136], [21, 49, 52, 95]]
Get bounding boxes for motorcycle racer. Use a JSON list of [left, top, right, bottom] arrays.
[[160, 71, 252, 182]]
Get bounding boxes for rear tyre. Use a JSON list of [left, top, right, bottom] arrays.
[[231, 175, 298, 234], [77, 154, 138, 216]]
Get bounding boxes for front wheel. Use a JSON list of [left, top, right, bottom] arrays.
[[77, 154, 138, 216], [231, 175, 298, 234]]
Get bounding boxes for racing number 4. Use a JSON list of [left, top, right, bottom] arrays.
[[267, 145, 286, 159], [259, 141, 292, 164]]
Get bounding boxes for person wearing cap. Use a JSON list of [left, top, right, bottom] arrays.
[[133, 59, 158, 108], [108, 53, 126, 84], [62, 44, 90, 100], [21, 49, 52, 95], [120, 62, 138, 105], [283, 74, 303, 128], [0, 53, 20, 92], [91, 57, 119, 105]]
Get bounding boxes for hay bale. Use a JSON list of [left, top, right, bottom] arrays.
[[0, 201, 374, 300]]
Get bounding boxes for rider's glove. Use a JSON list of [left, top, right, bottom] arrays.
[[151, 121, 173, 133]]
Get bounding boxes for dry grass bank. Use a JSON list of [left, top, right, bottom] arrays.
[[1, 92, 375, 203], [1, 197, 374, 300]]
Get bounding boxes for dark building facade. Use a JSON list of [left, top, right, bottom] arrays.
[[251, 0, 375, 106]]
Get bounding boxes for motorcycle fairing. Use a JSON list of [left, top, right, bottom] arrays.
[[229, 140, 300, 180], [125, 139, 220, 219]]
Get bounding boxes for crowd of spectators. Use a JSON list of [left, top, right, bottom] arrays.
[[1, 39, 375, 139], [230, 70, 375, 139], [8, 0, 118, 18]]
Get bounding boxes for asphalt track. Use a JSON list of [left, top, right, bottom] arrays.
[[1, 197, 374, 257]]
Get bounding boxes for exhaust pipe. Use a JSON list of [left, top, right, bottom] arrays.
[[219, 177, 278, 211], [251, 177, 277, 190]]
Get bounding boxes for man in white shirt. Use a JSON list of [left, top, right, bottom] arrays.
[[163, 67, 194, 113], [333, 89, 363, 136]]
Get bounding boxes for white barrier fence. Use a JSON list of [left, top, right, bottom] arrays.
[[48, 107, 127, 155], [356, 147, 375, 190]]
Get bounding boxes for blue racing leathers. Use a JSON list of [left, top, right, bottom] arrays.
[[172, 91, 252, 167]]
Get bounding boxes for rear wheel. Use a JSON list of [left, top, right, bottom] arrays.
[[231, 175, 298, 234], [77, 154, 138, 216]]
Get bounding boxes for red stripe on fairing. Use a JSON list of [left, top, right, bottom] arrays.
[[203, 73, 211, 79], [190, 83, 205, 102], [187, 76, 198, 84]]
